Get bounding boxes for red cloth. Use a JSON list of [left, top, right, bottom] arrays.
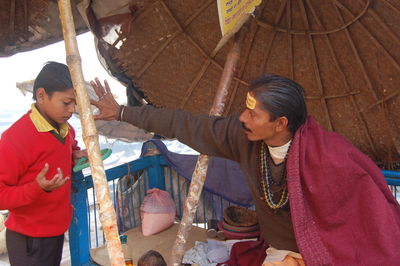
[[287, 117, 400, 265], [0, 111, 79, 237], [218, 239, 268, 266]]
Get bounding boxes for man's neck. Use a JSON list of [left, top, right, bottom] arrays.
[[263, 131, 293, 147]]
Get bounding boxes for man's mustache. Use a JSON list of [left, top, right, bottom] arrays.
[[241, 123, 251, 132]]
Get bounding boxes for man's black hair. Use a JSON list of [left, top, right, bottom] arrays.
[[249, 74, 308, 133], [33, 61, 73, 100]]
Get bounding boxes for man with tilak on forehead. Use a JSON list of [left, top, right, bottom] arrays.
[[90, 74, 400, 266]]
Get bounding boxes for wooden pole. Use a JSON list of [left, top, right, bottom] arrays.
[[170, 28, 248, 265], [56, 1, 125, 265]]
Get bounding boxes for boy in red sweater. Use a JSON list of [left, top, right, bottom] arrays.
[[0, 62, 86, 265]]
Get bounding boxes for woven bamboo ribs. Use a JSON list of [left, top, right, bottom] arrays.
[[0, 0, 87, 57], [105, 0, 400, 164], [1, 1, 399, 162]]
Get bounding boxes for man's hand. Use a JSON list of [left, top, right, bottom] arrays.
[[36, 164, 69, 192], [73, 149, 88, 165], [90, 78, 120, 121]]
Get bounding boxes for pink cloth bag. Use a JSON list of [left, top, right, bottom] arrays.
[[140, 188, 176, 236]]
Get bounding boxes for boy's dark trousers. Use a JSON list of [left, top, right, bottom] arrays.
[[6, 229, 64, 266]]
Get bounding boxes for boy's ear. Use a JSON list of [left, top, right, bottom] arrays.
[[36, 88, 46, 103]]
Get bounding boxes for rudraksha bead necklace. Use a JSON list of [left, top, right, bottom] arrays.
[[258, 142, 291, 209]]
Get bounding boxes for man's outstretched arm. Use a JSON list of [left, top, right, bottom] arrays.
[[89, 78, 247, 161]]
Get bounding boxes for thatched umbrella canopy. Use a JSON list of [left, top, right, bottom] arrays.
[[84, 0, 400, 165], [0, 0, 87, 57], [3, 0, 399, 165]]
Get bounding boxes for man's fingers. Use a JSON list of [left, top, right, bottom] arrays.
[[93, 113, 102, 120], [90, 99, 99, 107], [90, 81, 100, 96], [104, 80, 111, 94], [90, 79, 103, 97], [94, 78, 104, 91], [90, 99, 103, 120]]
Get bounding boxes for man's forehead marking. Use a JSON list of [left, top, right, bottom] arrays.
[[246, 93, 256, 110]]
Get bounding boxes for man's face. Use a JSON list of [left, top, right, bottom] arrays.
[[239, 93, 280, 143], [37, 87, 76, 127]]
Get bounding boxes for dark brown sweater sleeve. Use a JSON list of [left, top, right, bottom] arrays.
[[122, 105, 248, 162]]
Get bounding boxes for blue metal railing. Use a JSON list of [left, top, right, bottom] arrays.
[[69, 155, 168, 266], [68, 155, 400, 266], [68, 153, 244, 265], [382, 170, 400, 186], [383, 170, 400, 202]]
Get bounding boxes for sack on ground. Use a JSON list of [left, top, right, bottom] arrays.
[[140, 188, 176, 236]]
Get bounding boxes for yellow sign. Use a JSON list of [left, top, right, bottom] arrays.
[[217, 0, 262, 36]]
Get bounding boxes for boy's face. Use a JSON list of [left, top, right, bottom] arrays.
[[36, 87, 76, 127]]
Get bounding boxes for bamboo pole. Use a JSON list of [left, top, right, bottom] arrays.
[[170, 28, 248, 265], [56, 1, 125, 265]]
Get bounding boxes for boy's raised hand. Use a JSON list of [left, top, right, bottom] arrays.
[[36, 163, 70, 192], [90, 78, 120, 121]]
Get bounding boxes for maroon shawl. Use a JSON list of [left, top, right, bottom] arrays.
[[287, 117, 400, 265]]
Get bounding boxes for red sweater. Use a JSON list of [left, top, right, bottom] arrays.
[[0, 111, 79, 237]]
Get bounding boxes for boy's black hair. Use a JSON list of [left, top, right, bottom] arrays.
[[249, 74, 308, 133], [137, 250, 166, 266], [33, 61, 73, 100]]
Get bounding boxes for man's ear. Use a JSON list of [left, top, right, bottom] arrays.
[[276, 116, 289, 132], [36, 88, 46, 103]]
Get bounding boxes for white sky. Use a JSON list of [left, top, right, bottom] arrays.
[[0, 32, 126, 112]]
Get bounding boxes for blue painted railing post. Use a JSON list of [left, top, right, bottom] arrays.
[[382, 170, 400, 186], [148, 156, 166, 190], [69, 171, 91, 266]]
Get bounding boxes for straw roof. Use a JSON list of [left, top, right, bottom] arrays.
[[89, 0, 400, 164], [2, 0, 399, 164], [0, 0, 87, 57]]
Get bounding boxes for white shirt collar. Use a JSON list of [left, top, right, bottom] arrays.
[[267, 140, 292, 161]]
